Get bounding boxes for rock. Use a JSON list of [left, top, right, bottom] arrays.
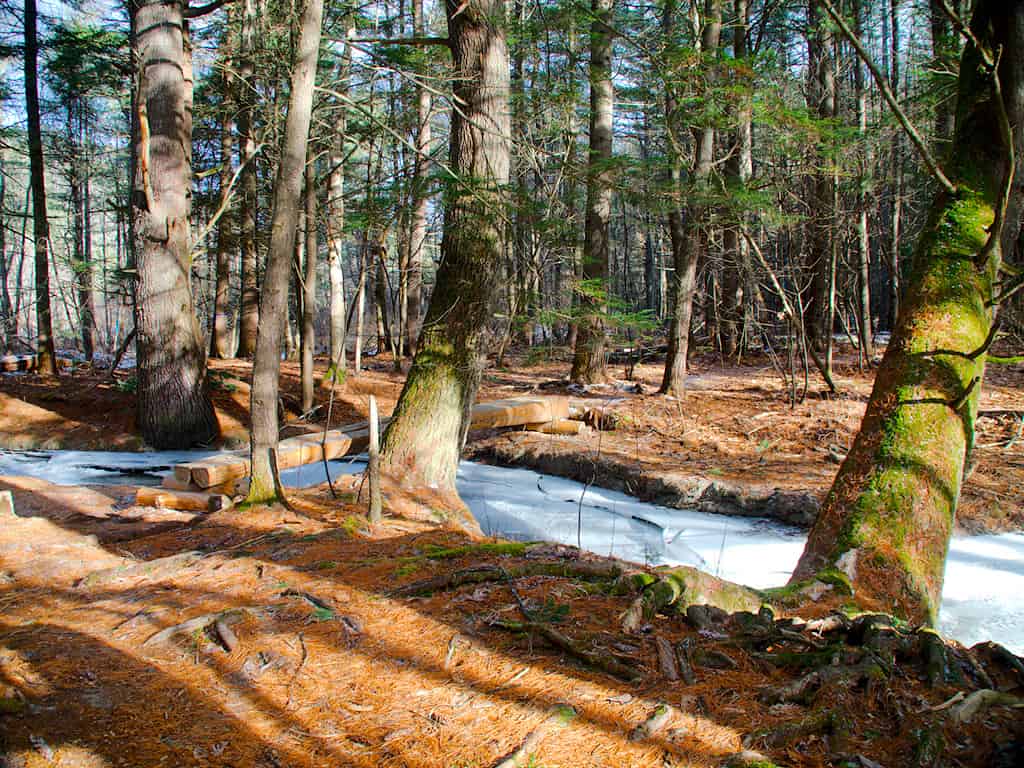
[[686, 604, 728, 631]]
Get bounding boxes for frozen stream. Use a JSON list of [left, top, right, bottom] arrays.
[[1, 449, 1022, 655]]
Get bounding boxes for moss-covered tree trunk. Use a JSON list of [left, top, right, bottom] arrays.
[[791, 0, 1023, 625], [378, 0, 510, 491]]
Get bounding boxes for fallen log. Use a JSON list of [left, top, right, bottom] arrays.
[[135, 487, 233, 514]]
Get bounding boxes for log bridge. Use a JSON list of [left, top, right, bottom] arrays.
[[138, 396, 580, 512]]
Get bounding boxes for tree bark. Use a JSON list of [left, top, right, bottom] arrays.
[[791, 0, 1023, 625], [25, 0, 57, 376], [570, 0, 614, 385], [854, 0, 873, 360], [803, 0, 836, 353], [247, 0, 324, 502], [721, 0, 752, 358], [300, 147, 317, 413], [130, 0, 218, 448], [236, 0, 260, 357], [326, 58, 348, 373], [661, 0, 722, 396], [407, 0, 431, 355], [211, 18, 236, 359], [379, 0, 510, 491]]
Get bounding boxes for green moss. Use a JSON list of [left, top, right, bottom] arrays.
[[393, 561, 420, 578], [422, 541, 528, 560]]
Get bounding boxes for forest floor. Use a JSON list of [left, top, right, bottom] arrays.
[[1, 475, 1022, 768], [1, 344, 1022, 533], [0, 347, 1023, 766]]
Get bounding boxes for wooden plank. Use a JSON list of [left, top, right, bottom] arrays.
[[136, 487, 233, 513]]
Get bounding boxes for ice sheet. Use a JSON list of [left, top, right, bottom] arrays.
[[1, 449, 1020, 654]]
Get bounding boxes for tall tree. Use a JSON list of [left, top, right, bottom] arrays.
[[379, 0, 511, 491], [720, 0, 753, 358], [247, 0, 324, 502], [300, 148, 317, 413], [211, 10, 237, 359], [792, 0, 1023, 624], [130, 0, 218, 447], [406, 0, 431, 355], [803, 0, 837, 353], [570, 0, 614, 384], [660, 0, 722, 395], [24, 0, 57, 376], [236, 0, 260, 357]]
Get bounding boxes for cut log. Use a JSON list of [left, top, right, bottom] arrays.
[[0, 490, 14, 517], [469, 397, 569, 430], [135, 487, 233, 514], [525, 419, 585, 436], [160, 474, 203, 492]]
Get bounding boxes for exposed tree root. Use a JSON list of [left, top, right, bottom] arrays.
[[390, 560, 621, 598], [142, 606, 262, 647], [490, 618, 642, 682], [617, 566, 764, 633]]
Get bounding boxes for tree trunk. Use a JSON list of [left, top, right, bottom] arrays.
[[131, 0, 218, 448], [791, 0, 1022, 625], [212, 22, 236, 359], [661, 0, 722, 396], [929, 0, 957, 143], [25, 0, 57, 376], [300, 148, 317, 413], [354, 235, 366, 373], [854, 0, 873, 360], [803, 0, 836, 353], [407, 0, 431, 355], [236, 0, 260, 357], [721, 0, 752, 359], [326, 75, 348, 373], [570, 0, 614, 385], [379, 0, 510, 491], [247, 0, 324, 502]]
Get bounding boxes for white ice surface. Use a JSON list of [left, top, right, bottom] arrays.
[[1, 450, 1021, 654]]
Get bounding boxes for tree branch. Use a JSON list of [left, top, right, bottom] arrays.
[[349, 36, 449, 47], [185, 0, 233, 19]]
